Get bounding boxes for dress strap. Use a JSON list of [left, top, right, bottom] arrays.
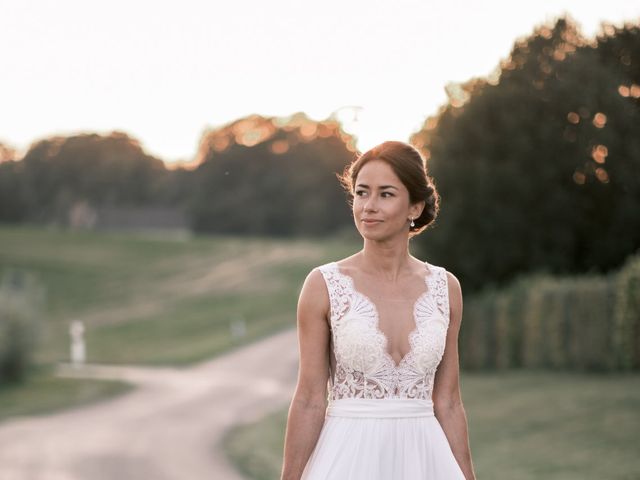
[[316, 262, 352, 327], [428, 264, 450, 324]]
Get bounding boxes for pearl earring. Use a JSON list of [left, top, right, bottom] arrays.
[[410, 217, 415, 228]]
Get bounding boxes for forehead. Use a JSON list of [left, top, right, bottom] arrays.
[[355, 159, 402, 186]]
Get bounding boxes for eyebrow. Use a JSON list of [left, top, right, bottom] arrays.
[[355, 184, 399, 190]]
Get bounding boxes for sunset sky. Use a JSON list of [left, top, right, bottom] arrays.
[[3, 0, 638, 163]]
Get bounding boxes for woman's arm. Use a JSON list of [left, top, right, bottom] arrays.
[[280, 269, 331, 480], [432, 271, 477, 480]]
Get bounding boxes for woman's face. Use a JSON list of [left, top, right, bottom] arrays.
[[352, 159, 424, 241]]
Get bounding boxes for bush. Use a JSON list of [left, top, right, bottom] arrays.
[[460, 255, 635, 371], [0, 269, 45, 385], [614, 253, 640, 370]]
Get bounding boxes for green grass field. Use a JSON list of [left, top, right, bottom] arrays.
[[224, 370, 640, 480], [0, 225, 359, 365], [0, 224, 360, 419]]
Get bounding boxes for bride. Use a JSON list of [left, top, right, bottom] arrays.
[[280, 141, 476, 480]]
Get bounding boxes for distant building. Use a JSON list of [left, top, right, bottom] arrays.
[[69, 201, 190, 237]]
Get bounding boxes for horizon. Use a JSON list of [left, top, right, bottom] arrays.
[[3, 0, 639, 163]]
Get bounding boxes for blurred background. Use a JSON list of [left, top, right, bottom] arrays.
[[1, 1, 639, 479]]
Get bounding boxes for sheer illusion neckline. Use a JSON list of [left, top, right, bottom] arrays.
[[329, 261, 433, 368]]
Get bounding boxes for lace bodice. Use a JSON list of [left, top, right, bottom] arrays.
[[317, 261, 450, 401]]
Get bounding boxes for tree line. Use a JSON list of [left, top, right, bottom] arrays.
[[0, 114, 356, 237]]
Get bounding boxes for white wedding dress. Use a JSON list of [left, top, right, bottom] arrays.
[[301, 261, 466, 479]]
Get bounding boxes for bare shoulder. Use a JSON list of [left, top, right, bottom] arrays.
[[445, 270, 462, 297], [302, 267, 328, 293], [298, 267, 330, 321], [444, 269, 463, 325]]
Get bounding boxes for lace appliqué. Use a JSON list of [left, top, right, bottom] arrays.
[[317, 262, 450, 401]]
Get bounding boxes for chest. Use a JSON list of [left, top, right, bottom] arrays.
[[328, 269, 449, 375]]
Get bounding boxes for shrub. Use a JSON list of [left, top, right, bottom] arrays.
[[460, 255, 633, 371], [0, 269, 45, 385], [614, 253, 640, 370]]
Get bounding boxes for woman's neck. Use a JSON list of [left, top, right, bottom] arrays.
[[359, 238, 413, 281]]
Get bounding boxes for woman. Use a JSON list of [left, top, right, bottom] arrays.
[[280, 141, 476, 480]]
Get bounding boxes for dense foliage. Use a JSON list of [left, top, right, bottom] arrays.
[[460, 252, 640, 371], [0, 269, 44, 385], [0, 133, 174, 225], [0, 114, 356, 236], [190, 114, 355, 236], [412, 18, 640, 292]]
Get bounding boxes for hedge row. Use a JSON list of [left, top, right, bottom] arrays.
[[0, 269, 45, 385], [459, 253, 640, 371]]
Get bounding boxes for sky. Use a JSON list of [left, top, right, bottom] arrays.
[[2, 0, 639, 164]]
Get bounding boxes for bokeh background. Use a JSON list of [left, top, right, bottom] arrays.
[[1, 1, 639, 479]]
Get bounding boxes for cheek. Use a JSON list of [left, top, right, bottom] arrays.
[[387, 199, 406, 214]]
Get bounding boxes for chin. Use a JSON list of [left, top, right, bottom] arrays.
[[357, 227, 396, 242]]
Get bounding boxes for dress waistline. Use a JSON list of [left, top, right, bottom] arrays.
[[326, 398, 435, 419]]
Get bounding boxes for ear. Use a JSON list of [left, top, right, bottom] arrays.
[[410, 200, 425, 220]]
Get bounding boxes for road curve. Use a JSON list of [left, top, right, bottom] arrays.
[[0, 328, 299, 480]]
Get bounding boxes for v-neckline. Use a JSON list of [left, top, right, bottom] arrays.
[[331, 261, 433, 368]]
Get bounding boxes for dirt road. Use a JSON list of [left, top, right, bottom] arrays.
[[0, 328, 299, 480]]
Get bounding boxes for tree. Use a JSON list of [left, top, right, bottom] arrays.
[[16, 132, 171, 225], [411, 17, 640, 292], [0, 144, 27, 223], [191, 113, 355, 236]]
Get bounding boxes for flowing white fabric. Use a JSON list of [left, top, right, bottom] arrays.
[[301, 261, 466, 480]]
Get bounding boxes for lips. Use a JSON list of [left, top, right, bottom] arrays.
[[362, 219, 382, 224]]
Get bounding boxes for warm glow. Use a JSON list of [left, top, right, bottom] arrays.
[[424, 117, 439, 131], [445, 83, 471, 108], [591, 144, 608, 164], [270, 139, 290, 154], [595, 167, 610, 183], [1, 1, 637, 162], [592, 112, 607, 128], [317, 123, 336, 138], [573, 170, 586, 184], [232, 118, 277, 147], [617, 84, 640, 98], [212, 136, 230, 152], [300, 123, 318, 139], [619, 85, 630, 97], [567, 112, 580, 124]]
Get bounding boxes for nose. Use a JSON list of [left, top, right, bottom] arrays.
[[363, 195, 378, 212]]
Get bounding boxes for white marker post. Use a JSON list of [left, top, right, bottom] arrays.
[[69, 320, 86, 368]]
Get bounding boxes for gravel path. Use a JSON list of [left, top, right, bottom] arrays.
[[0, 328, 299, 480]]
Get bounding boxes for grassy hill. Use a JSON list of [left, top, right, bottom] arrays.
[[0, 224, 360, 418], [0, 225, 359, 366]]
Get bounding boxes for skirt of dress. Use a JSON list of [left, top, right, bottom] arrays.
[[301, 398, 466, 480]]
